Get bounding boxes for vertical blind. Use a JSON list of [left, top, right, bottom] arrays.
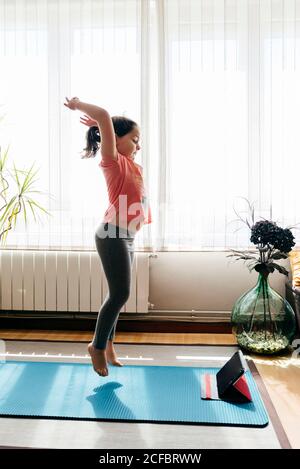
[[0, 0, 299, 251]]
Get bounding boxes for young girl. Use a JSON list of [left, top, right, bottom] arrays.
[[64, 97, 152, 377]]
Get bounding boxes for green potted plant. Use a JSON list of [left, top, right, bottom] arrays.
[[227, 197, 299, 354], [0, 144, 50, 246]]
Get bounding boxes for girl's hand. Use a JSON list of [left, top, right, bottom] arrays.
[[79, 114, 98, 127], [64, 96, 80, 110]]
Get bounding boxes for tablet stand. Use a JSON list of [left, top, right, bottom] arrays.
[[201, 351, 252, 403]]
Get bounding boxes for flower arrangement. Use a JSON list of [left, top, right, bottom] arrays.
[[227, 197, 299, 354], [227, 197, 298, 278]]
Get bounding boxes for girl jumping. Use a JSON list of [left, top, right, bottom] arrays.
[[64, 97, 152, 377]]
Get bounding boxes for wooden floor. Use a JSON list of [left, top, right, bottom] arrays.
[[0, 329, 237, 345], [1, 329, 300, 449]]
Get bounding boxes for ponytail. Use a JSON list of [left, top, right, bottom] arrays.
[[81, 126, 100, 159]]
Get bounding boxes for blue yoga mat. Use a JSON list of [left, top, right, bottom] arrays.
[[0, 360, 269, 427]]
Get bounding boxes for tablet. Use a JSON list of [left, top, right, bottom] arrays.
[[216, 350, 245, 398]]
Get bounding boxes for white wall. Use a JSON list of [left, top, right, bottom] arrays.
[[149, 252, 291, 315]]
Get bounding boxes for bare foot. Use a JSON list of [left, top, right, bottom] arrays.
[[87, 342, 108, 377], [106, 341, 123, 367]]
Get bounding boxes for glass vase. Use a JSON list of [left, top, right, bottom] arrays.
[[231, 272, 296, 354]]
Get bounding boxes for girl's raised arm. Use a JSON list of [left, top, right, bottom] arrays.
[[64, 97, 117, 160]]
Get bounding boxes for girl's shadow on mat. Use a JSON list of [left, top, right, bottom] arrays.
[[86, 382, 136, 420]]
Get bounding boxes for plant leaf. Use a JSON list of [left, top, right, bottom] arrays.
[[12, 163, 21, 192], [20, 164, 39, 193], [0, 200, 20, 245], [271, 262, 289, 276], [270, 252, 288, 260], [20, 198, 28, 226], [25, 199, 37, 222], [0, 196, 17, 224], [0, 146, 10, 172], [26, 199, 51, 216]]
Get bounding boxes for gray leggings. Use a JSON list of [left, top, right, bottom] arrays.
[[92, 222, 135, 349]]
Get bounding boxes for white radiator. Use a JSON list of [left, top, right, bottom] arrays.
[[0, 251, 150, 314]]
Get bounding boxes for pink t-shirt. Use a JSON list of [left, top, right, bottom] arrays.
[[99, 152, 152, 234]]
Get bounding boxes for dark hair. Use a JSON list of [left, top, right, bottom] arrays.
[[81, 116, 138, 158]]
